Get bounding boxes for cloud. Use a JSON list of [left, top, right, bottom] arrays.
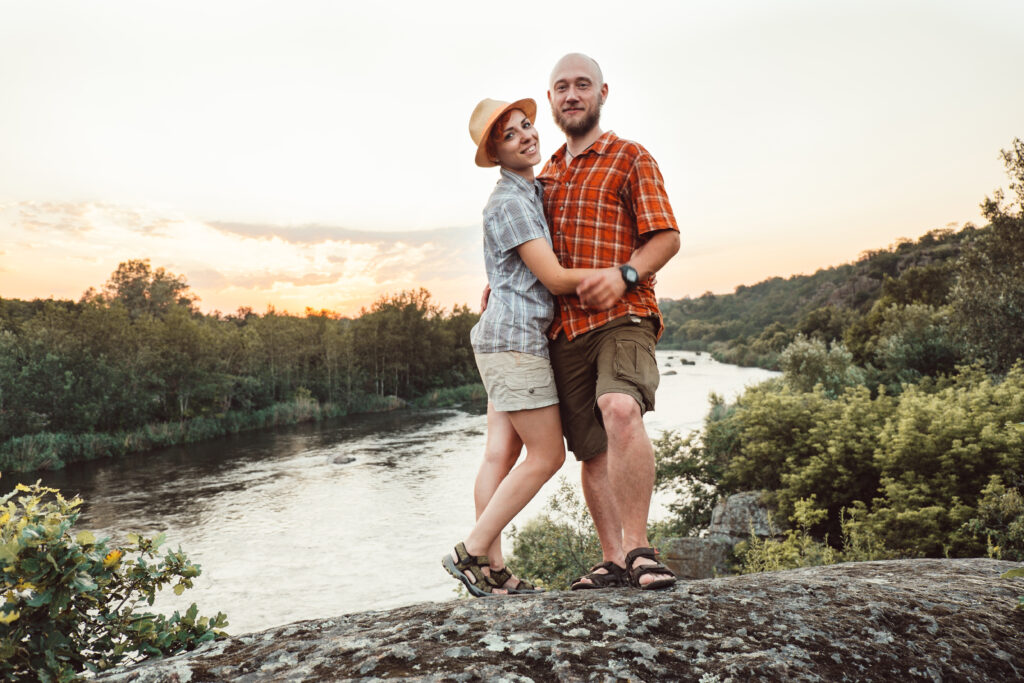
[[0, 201, 487, 315]]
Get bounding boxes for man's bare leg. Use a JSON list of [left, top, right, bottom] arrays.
[[572, 451, 626, 586], [596, 392, 673, 587]]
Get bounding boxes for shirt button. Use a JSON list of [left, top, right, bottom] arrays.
[[529, 388, 535, 394]]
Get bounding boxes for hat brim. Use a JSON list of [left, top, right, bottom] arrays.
[[474, 98, 538, 168]]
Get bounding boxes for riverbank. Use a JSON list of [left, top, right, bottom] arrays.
[[0, 385, 482, 473]]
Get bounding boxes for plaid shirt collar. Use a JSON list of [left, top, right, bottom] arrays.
[[546, 130, 618, 166], [498, 167, 542, 196]]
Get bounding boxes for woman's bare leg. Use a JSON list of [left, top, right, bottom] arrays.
[[463, 404, 565, 566], [472, 403, 523, 568]]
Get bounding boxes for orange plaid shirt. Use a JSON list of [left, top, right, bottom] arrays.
[[538, 131, 679, 341]]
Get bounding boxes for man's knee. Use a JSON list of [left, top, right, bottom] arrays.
[[597, 392, 643, 430]]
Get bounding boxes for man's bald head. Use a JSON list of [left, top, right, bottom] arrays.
[[549, 53, 604, 88]]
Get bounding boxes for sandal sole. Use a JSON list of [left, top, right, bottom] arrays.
[[441, 554, 496, 598]]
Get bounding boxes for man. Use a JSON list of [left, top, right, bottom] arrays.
[[539, 53, 681, 590]]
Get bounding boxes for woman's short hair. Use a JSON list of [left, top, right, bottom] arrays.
[[484, 110, 515, 164]]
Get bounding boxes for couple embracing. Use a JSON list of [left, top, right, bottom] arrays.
[[442, 53, 681, 596]]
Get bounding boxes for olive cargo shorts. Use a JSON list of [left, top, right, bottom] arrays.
[[549, 315, 660, 461]]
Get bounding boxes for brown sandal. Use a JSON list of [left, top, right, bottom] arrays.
[[442, 542, 501, 597], [570, 560, 627, 590], [625, 547, 676, 591]]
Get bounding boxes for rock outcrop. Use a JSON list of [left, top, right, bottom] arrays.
[[99, 558, 1024, 682], [662, 491, 779, 580]]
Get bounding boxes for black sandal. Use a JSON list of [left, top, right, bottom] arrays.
[[442, 542, 501, 597], [570, 560, 627, 590], [489, 566, 543, 594], [625, 546, 676, 591]]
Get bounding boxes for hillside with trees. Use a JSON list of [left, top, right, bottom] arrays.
[[651, 138, 1024, 568], [658, 226, 969, 370]]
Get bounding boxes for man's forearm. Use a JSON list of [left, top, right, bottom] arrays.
[[628, 229, 680, 280]]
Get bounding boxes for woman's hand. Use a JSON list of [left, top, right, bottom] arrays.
[[480, 284, 491, 313]]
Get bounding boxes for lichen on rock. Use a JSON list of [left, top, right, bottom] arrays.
[[98, 558, 1024, 682]]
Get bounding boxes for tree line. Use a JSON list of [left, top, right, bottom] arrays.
[[0, 261, 480, 470]]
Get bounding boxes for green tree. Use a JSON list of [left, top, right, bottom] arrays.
[[84, 259, 198, 319], [951, 138, 1024, 374]]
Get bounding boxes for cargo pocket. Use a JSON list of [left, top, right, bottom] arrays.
[[506, 369, 553, 395], [612, 339, 659, 411]]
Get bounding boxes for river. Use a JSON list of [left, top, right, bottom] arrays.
[[11, 350, 777, 635]]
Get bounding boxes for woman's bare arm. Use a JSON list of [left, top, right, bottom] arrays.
[[515, 238, 612, 296]]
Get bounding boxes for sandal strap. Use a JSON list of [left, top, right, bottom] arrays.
[[571, 560, 626, 588], [489, 566, 513, 587], [624, 546, 676, 585], [452, 542, 494, 591], [453, 542, 489, 569], [490, 566, 537, 591]]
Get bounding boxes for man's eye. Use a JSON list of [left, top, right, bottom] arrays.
[[523, 120, 532, 128]]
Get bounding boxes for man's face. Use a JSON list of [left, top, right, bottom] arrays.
[[548, 56, 607, 137]]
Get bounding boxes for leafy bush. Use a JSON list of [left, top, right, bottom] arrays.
[[735, 497, 897, 573], [960, 476, 1024, 561], [657, 362, 1024, 560], [779, 335, 865, 397], [0, 481, 227, 681]]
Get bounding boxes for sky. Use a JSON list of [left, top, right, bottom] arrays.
[[2, 0, 1023, 316]]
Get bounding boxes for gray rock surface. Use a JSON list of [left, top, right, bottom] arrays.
[[660, 536, 733, 580], [661, 492, 778, 579], [99, 558, 1024, 682], [707, 491, 777, 541]]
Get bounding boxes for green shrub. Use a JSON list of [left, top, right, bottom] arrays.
[[0, 481, 227, 680], [961, 476, 1024, 561], [735, 497, 897, 574], [779, 335, 865, 397]]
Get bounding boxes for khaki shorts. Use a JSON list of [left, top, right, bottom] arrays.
[[474, 351, 559, 412], [549, 316, 660, 461]]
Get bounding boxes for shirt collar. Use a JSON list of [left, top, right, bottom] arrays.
[[499, 166, 542, 195], [548, 130, 618, 164]]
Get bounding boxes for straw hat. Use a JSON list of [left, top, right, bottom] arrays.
[[468, 97, 537, 168]]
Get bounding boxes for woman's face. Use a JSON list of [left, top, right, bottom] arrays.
[[492, 109, 541, 172]]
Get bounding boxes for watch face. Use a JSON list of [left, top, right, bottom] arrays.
[[621, 265, 639, 287]]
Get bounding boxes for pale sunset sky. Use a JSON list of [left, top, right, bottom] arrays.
[[2, 0, 1022, 316]]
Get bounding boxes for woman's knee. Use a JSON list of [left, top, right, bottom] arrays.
[[483, 442, 520, 469]]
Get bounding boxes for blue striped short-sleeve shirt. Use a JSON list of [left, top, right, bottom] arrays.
[[470, 168, 555, 358]]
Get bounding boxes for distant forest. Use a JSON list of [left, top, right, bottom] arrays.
[[658, 225, 969, 372], [0, 262, 479, 470]]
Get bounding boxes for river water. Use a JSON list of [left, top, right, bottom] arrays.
[[12, 351, 776, 635]]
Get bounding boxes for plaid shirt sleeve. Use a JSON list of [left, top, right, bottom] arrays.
[[492, 196, 550, 252], [625, 151, 678, 236]]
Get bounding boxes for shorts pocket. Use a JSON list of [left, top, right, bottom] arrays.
[[505, 369, 553, 392], [612, 339, 660, 409]]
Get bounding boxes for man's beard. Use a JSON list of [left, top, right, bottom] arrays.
[[553, 101, 602, 136]]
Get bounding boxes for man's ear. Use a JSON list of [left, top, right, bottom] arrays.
[[547, 90, 553, 104], [599, 83, 609, 103]]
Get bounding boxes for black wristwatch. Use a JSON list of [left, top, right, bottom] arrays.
[[619, 264, 640, 291]]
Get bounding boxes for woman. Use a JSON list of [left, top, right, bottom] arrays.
[[442, 98, 604, 596]]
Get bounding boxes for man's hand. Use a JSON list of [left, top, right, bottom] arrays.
[[480, 284, 491, 313], [576, 268, 626, 310]]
